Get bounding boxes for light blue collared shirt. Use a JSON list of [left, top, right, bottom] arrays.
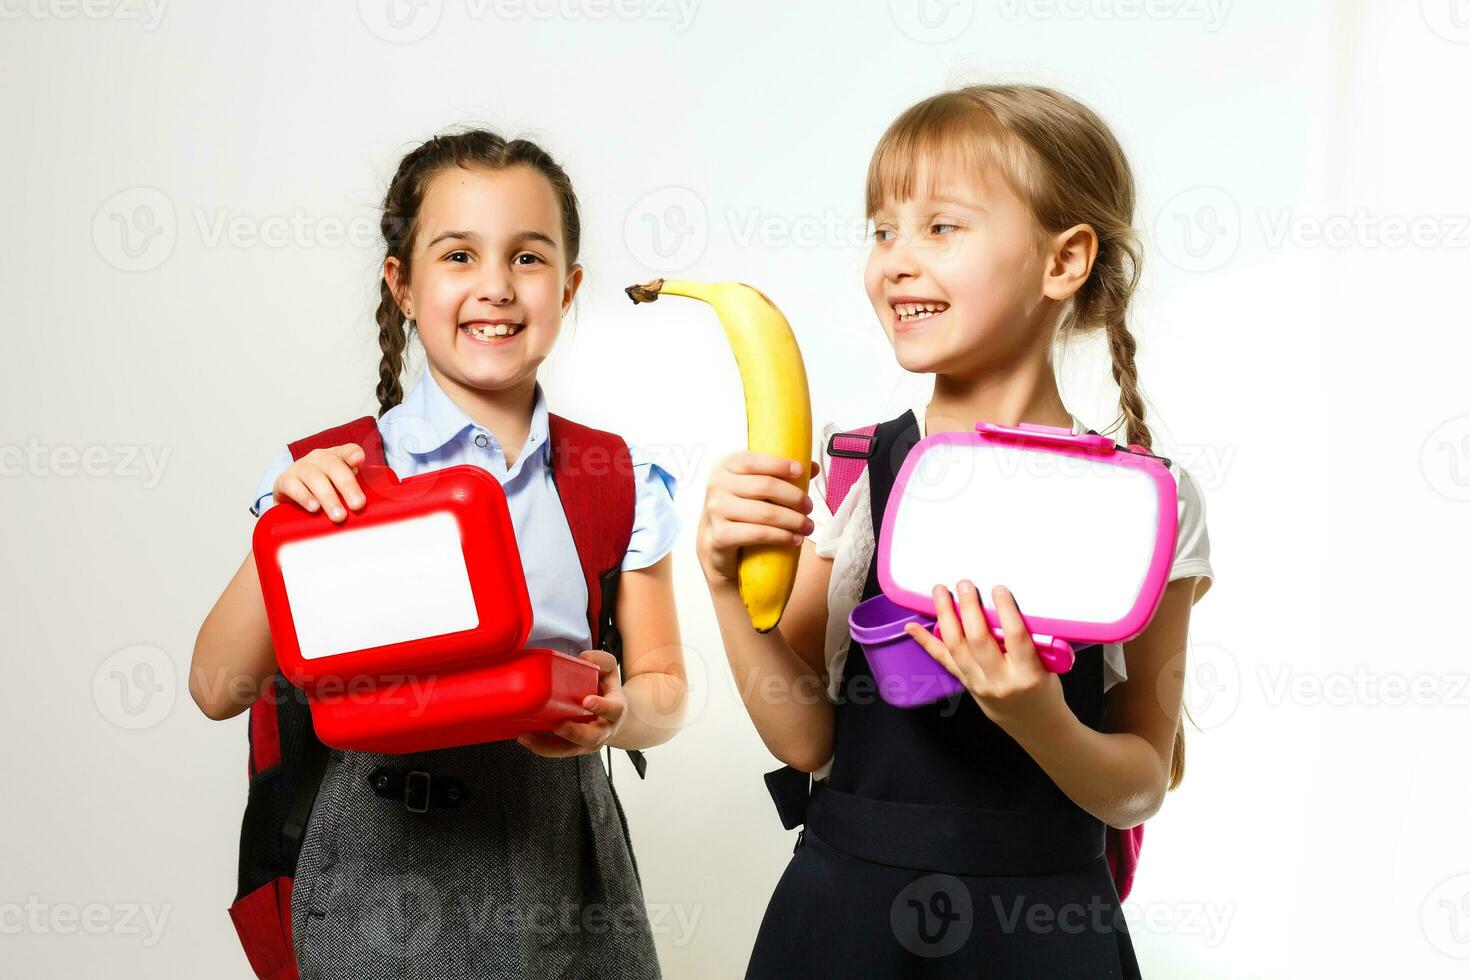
[[251, 370, 679, 656]]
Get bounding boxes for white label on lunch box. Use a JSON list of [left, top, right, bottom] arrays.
[[277, 511, 479, 660], [886, 443, 1160, 626]]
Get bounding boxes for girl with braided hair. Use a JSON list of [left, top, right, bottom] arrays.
[[193, 130, 685, 979], [698, 85, 1214, 977]]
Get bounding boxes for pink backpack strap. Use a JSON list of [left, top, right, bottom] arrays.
[[1108, 824, 1144, 901], [822, 424, 879, 514]]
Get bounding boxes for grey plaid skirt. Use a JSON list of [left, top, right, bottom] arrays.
[[290, 740, 661, 979]]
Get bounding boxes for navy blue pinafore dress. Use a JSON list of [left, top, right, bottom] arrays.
[[747, 410, 1142, 978]]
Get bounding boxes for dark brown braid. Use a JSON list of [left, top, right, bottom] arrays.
[[375, 276, 409, 415], [372, 129, 583, 416]]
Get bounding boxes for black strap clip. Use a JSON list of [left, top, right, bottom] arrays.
[[369, 767, 470, 812], [827, 431, 877, 460]]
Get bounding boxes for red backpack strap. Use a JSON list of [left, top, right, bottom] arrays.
[[287, 415, 386, 468], [546, 413, 643, 777], [546, 414, 636, 647], [823, 424, 879, 514]]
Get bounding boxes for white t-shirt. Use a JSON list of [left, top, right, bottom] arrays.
[[810, 406, 1215, 713]]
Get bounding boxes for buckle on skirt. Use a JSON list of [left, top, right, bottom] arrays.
[[369, 767, 469, 812]]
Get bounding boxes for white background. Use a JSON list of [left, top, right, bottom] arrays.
[[3, 1, 1468, 976]]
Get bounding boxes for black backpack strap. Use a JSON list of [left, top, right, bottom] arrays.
[[597, 565, 648, 779], [235, 673, 322, 902], [760, 411, 920, 839], [282, 725, 330, 849]]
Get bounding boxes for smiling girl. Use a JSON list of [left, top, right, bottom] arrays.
[[191, 131, 685, 979], [698, 86, 1214, 977]]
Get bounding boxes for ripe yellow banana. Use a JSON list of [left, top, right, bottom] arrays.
[[626, 278, 812, 633]]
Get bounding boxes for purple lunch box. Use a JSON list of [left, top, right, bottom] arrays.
[[848, 594, 966, 707]]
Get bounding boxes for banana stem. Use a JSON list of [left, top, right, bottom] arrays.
[[624, 279, 664, 304], [625, 278, 717, 305]]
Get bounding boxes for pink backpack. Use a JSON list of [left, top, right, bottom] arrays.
[[825, 425, 1145, 902]]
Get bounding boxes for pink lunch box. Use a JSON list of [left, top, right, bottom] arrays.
[[850, 421, 1179, 707]]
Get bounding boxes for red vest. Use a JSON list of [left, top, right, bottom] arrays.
[[228, 412, 638, 980]]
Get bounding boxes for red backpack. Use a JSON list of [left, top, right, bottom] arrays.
[[823, 424, 1145, 902], [226, 413, 643, 980]]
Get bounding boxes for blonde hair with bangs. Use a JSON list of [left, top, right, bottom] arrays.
[[868, 84, 1190, 791]]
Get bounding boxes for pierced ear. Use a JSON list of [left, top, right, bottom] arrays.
[[1043, 224, 1098, 302]]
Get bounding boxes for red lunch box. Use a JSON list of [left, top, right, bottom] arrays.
[[251, 464, 598, 753]]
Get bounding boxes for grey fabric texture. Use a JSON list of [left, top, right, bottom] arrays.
[[291, 740, 660, 979]]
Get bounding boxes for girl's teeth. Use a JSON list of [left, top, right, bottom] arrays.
[[895, 302, 948, 321], [465, 323, 522, 339]]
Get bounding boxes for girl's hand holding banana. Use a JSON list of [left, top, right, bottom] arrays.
[[697, 452, 819, 592], [626, 278, 813, 631]]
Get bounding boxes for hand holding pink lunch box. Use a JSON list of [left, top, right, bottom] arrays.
[[849, 420, 1179, 707]]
